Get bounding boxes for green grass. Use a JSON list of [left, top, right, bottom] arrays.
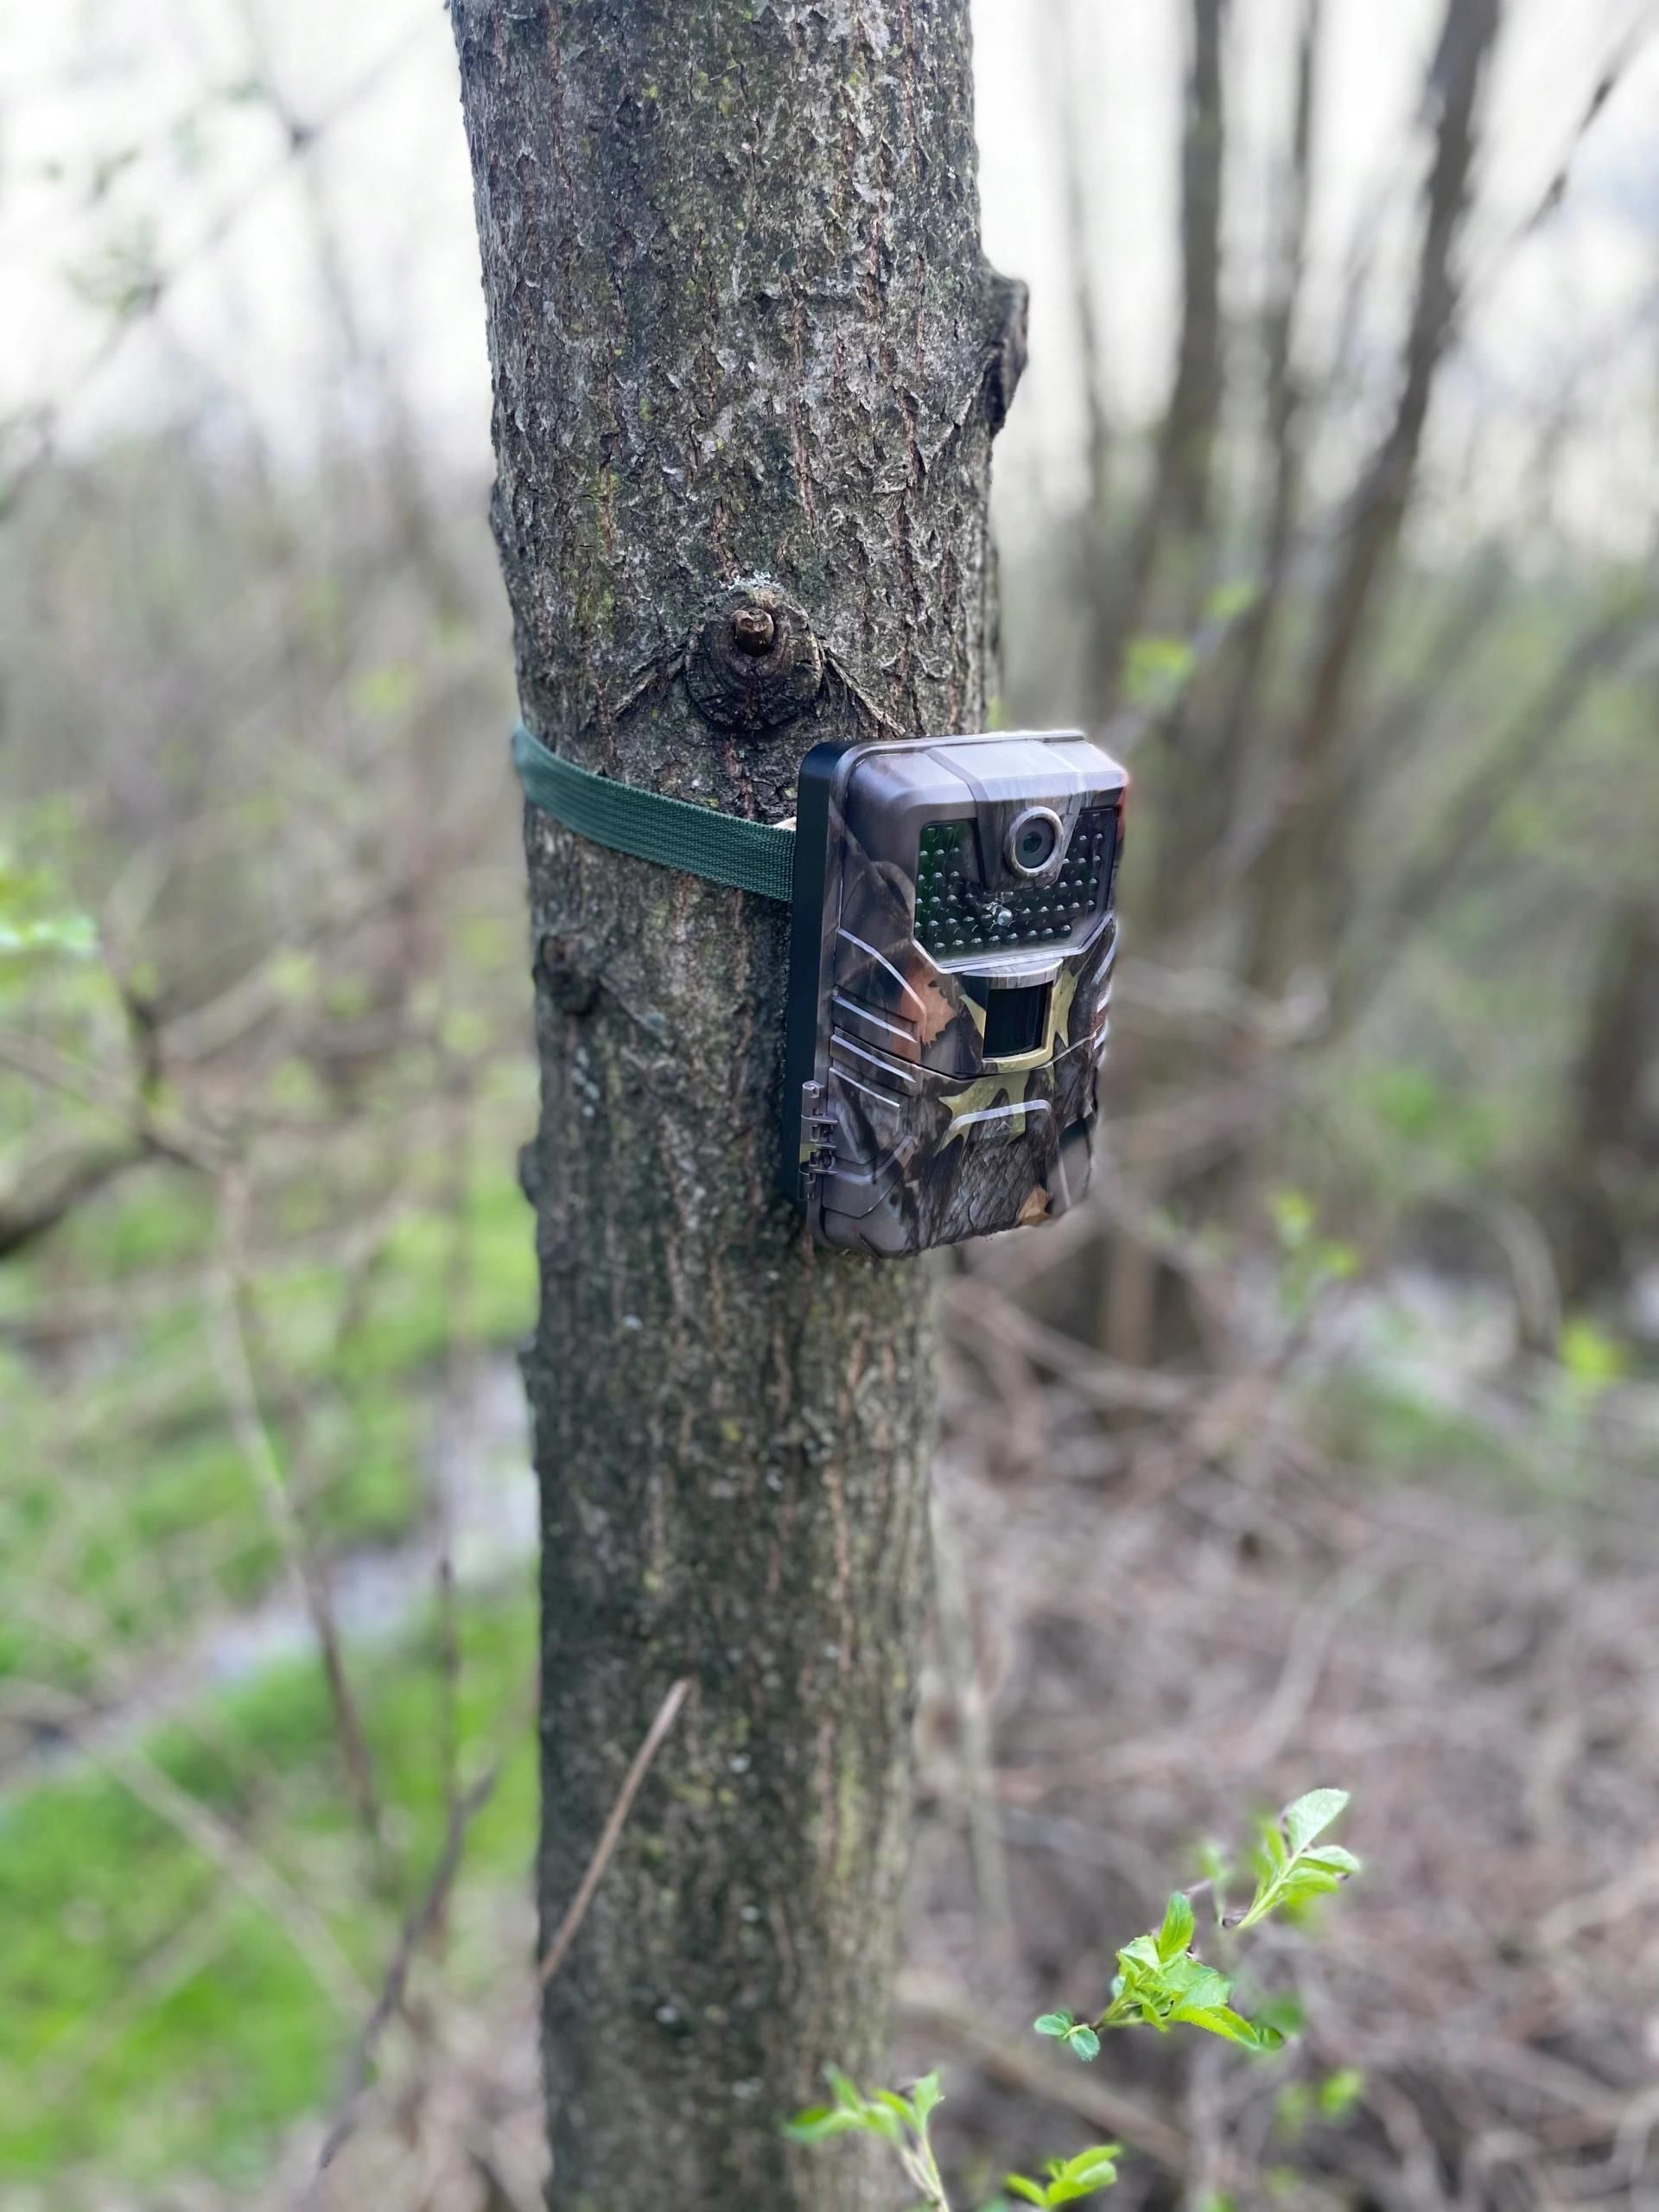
[[0, 1586, 538, 2187], [0, 1147, 536, 1695], [0, 1028, 541, 2190], [1318, 1366, 1516, 1484]]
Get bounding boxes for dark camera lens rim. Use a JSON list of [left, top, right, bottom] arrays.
[[1006, 805, 1064, 878]]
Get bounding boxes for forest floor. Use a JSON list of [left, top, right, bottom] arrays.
[[4, 1179, 1656, 2212]]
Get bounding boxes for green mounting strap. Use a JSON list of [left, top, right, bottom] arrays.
[[512, 723, 795, 904]]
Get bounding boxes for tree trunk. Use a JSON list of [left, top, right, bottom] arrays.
[[447, 5, 1022, 2205], [1548, 895, 1659, 1307], [1240, 0, 1503, 997]]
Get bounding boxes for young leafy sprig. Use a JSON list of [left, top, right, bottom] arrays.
[[790, 1789, 1358, 2212], [1001, 2145, 1122, 2208], [787, 2070, 1121, 2212], [1035, 1886, 1280, 2058], [1037, 1788, 1360, 2063], [1233, 1786, 1360, 1931], [786, 2068, 953, 2211]]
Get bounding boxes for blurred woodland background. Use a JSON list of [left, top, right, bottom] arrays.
[[3, 1, 1659, 2208]]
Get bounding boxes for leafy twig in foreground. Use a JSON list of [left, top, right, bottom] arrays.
[[1039, 1787, 1361, 2060], [793, 1788, 1362, 2211]]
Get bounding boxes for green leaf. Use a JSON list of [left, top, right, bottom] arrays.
[[1033, 2012, 1074, 2039], [863, 2098, 905, 2144], [1560, 1316, 1627, 1389], [1282, 1789, 1349, 1857], [1205, 578, 1260, 624], [1268, 1189, 1314, 1251], [1252, 1993, 1306, 2043], [1316, 1237, 1360, 1282], [825, 2066, 863, 2113], [0, 912, 97, 958], [794, 2068, 924, 2150], [1005, 2177, 1051, 2208], [785, 2105, 862, 2143], [1274, 1872, 1342, 1912], [1271, 1851, 1359, 1916], [1302, 1844, 1360, 1877], [1056, 2147, 1120, 2186], [1171, 2004, 1283, 2052], [910, 2070, 944, 2125], [1116, 1935, 1163, 1979], [1319, 2067, 1364, 2118], [1157, 1891, 1195, 1962], [1275, 2082, 1314, 2140], [1160, 1961, 1232, 2012], [1042, 2143, 1121, 2202], [1060, 2145, 1122, 2171], [1066, 2024, 1102, 2061], [1239, 1790, 1359, 1931], [1122, 633, 1198, 712]]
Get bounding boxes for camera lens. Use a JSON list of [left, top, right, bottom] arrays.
[[1007, 808, 1062, 877]]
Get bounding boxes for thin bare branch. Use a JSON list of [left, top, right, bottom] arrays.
[[1, 27, 433, 514], [1375, 596, 1646, 957], [537, 1677, 693, 1987], [95, 1725, 370, 2021], [314, 1761, 503, 2180], [0, 1141, 153, 1261], [212, 1179, 384, 1847]]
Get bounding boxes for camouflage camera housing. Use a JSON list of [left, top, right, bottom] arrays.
[[781, 730, 1127, 1255]]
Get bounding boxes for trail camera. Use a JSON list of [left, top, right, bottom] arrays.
[[781, 731, 1127, 1255]]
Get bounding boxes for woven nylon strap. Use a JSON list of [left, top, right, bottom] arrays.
[[512, 723, 795, 903]]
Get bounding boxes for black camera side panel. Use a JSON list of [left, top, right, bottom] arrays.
[[779, 739, 852, 1207]]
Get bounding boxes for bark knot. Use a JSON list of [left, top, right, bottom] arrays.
[[684, 582, 823, 735], [537, 932, 602, 1017]]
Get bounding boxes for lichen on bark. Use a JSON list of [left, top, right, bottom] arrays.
[[448, 2, 1023, 2203]]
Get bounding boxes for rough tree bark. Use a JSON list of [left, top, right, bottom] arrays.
[[447, 5, 1023, 2206]]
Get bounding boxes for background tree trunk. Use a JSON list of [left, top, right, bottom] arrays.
[[448, 4, 1022, 2205], [1548, 893, 1659, 1308], [1240, 0, 1503, 997]]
